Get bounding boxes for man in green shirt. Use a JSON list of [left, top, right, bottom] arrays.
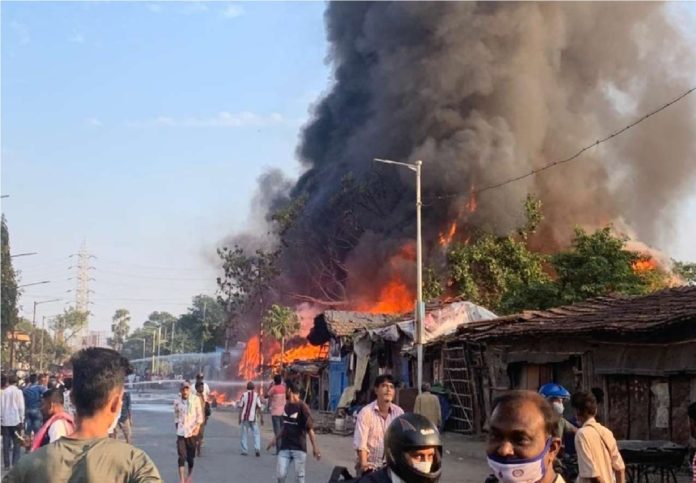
[[5, 347, 162, 483]]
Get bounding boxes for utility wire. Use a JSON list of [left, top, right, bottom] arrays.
[[425, 85, 696, 203]]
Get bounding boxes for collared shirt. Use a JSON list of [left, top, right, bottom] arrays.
[[575, 417, 625, 483], [268, 383, 286, 416], [174, 396, 203, 438], [238, 390, 263, 422], [353, 400, 404, 468], [1, 384, 26, 427]]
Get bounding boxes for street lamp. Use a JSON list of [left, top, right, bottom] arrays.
[[374, 158, 425, 394], [18, 280, 50, 288], [11, 252, 38, 258], [30, 298, 62, 370]]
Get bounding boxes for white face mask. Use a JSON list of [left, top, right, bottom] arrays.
[[412, 460, 433, 474], [487, 438, 551, 483], [552, 401, 565, 415], [107, 397, 123, 434]]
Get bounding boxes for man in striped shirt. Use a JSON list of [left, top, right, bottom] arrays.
[[238, 381, 264, 456], [353, 374, 404, 475]]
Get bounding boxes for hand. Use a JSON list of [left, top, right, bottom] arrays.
[[360, 462, 375, 474], [313, 448, 321, 461], [266, 441, 275, 452]]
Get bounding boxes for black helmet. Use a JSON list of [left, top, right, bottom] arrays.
[[384, 413, 443, 483]]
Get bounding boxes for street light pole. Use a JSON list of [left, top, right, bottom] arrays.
[[374, 158, 425, 394], [30, 297, 60, 370]]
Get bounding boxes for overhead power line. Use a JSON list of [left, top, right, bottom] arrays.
[[426, 85, 696, 203]]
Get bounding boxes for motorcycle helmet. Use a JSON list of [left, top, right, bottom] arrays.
[[384, 413, 443, 483], [538, 383, 571, 399]]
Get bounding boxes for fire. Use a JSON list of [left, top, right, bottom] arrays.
[[209, 390, 229, 405], [438, 222, 457, 246], [365, 278, 413, 314], [466, 185, 477, 213], [237, 335, 262, 380], [632, 257, 657, 272], [271, 343, 326, 367]]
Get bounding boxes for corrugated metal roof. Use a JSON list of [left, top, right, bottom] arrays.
[[427, 286, 696, 344]]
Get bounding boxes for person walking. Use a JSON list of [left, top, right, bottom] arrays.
[[266, 381, 320, 483], [238, 381, 263, 456], [413, 383, 442, 430], [268, 374, 287, 454], [571, 391, 625, 483], [29, 388, 74, 451], [194, 382, 210, 457], [195, 374, 210, 402], [22, 374, 46, 437], [110, 390, 132, 444], [5, 347, 161, 482], [1, 374, 25, 470], [174, 381, 203, 483], [353, 375, 404, 475]]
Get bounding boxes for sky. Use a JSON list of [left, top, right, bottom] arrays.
[[2, 1, 696, 335], [2, 1, 329, 332]]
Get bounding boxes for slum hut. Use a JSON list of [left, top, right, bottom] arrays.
[[307, 310, 402, 411], [425, 286, 696, 444], [284, 358, 329, 410]]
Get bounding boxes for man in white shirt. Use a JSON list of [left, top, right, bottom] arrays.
[[1, 374, 25, 470], [238, 381, 263, 457], [174, 381, 203, 483]]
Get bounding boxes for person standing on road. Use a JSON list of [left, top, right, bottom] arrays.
[[268, 374, 287, 454], [353, 374, 404, 475], [1, 374, 25, 471], [22, 374, 46, 437], [195, 374, 210, 402], [174, 381, 203, 483], [5, 347, 162, 482], [266, 381, 320, 483], [110, 390, 132, 444], [571, 391, 625, 483], [238, 381, 264, 456], [414, 383, 442, 430], [486, 390, 563, 483], [29, 388, 74, 451]]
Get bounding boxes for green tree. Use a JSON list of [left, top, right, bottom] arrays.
[[51, 307, 88, 346], [551, 227, 665, 304], [1, 216, 20, 367], [423, 266, 444, 302], [446, 196, 550, 313], [262, 304, 300, 367], [109, 308, 131, 352]]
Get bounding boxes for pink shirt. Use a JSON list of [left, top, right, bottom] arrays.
[[353, 400, 404, 468], [268, 384, 286, 416]]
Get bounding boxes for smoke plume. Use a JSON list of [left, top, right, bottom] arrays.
[[245, 2, 696, 308]]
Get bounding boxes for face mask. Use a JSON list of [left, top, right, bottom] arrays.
[[412, 461, 433, 474], [108, 397, 123, 434], [552, 402, 565, 415], [487, 438, 551, 483]]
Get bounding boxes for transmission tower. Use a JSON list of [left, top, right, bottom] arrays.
[[69, 241, 95, 339]]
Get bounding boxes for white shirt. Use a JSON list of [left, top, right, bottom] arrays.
[[174, 396, 203, 438], [48, 419, 71, 443], [238, 390, 262, 422], [1, 385, 25, 427]]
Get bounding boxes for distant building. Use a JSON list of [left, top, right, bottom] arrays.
[[81, 330, 110, 349]]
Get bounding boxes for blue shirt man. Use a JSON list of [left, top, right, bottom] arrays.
[[23, 374, 47, 434]]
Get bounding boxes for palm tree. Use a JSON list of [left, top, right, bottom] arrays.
[[110, 309, 131, 352], [262, 304, 300, 367]]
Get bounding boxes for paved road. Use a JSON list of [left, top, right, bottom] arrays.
[[131, 405, 490, 483]]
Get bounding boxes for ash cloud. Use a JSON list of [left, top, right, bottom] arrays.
[[251, 2, 696, 305]]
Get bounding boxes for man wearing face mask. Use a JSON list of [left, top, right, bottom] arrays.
[[5, 347, 162, 482], [486, 390, 563, 483], [353, 413, 442, 483], [538, 384, 578, 442]]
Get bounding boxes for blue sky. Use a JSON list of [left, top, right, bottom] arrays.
[[2, 1, 329, 331], [3, 1, 696, 335]]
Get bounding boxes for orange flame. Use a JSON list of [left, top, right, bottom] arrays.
[[438, 221, 458, 246], [271, 343, 326, 367], [632, 258, 657, 272], [237, 335, 262, 380], [364, 278, 413, 314], [209, 390, 229, 405], [466, 186, 477, 213]]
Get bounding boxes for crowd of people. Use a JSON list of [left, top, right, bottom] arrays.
[[3, 352, 696, 483]]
